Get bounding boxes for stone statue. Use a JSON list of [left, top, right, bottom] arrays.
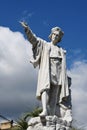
[[20, 22, 72, 130]]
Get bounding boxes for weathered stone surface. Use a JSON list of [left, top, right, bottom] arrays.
[[27, 116, 72, 130]]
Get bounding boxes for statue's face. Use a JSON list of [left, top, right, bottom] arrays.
[[51, 31, 61, 44]]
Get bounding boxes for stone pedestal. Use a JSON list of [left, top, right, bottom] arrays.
[[27, 116, 72, 130]]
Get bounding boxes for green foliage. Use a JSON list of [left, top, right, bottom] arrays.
[[10, 107, 42, 130], [71, 127, 85, 130], [16, 118, 28, 130], [10, 126, 21, 130], [72, 127, 78, 130], [23, 107, 42, 120]]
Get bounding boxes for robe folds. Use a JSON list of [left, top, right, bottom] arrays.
[[30, 38, 69, 103]]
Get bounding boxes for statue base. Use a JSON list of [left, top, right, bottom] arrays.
[[27, 115, 72, 130]]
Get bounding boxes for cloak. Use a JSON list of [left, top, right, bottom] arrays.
[[30, 38, 69, 103]]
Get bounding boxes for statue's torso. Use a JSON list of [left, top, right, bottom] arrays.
[[49, 43, 62, 86]]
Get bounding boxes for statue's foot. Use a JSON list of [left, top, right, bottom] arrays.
[[39, 110, 47, 117]]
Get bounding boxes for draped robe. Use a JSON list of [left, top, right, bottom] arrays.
[[25, 27, 69, 104]]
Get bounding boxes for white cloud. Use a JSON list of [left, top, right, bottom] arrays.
[[68, 60, 87, 126], [0, 26, 38, 118]]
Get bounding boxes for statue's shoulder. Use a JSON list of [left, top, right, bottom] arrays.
[[60, 47, 67, 54]]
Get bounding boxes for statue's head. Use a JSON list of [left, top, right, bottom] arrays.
[[49, 27, 64, 44]]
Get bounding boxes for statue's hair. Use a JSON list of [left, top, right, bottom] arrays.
[[49, 27, 64, 42]]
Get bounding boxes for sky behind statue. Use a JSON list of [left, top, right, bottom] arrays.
[[0, 0, 87, 129]]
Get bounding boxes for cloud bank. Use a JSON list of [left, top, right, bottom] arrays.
[[0, 26, 87, 127], [68, 60, 87, 127], [0, 26, 38, 118]]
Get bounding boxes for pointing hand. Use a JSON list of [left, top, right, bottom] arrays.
[[19, 21, 28, 28]]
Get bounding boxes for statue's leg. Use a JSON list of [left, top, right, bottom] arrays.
[[39, 90, 49, 116]]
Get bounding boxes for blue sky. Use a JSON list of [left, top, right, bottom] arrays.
[[1, 0, 87, 67], [0, 0, 87, 129], [0, 0, 87, 48]]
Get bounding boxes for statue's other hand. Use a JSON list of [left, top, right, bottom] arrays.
[[19, 21, 28, 28]]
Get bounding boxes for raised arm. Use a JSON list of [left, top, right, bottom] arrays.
[[20, 22, 39, 46]]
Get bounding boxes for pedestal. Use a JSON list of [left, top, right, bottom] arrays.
[[27, 116, 72, 130]]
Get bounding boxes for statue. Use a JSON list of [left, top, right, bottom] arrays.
[[20, 22, 72, 130]]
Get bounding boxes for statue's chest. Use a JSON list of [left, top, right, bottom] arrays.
[[50, 45, 61, 58]]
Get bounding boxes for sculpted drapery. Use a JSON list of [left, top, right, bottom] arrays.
[[25, 27, 69, 104]]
